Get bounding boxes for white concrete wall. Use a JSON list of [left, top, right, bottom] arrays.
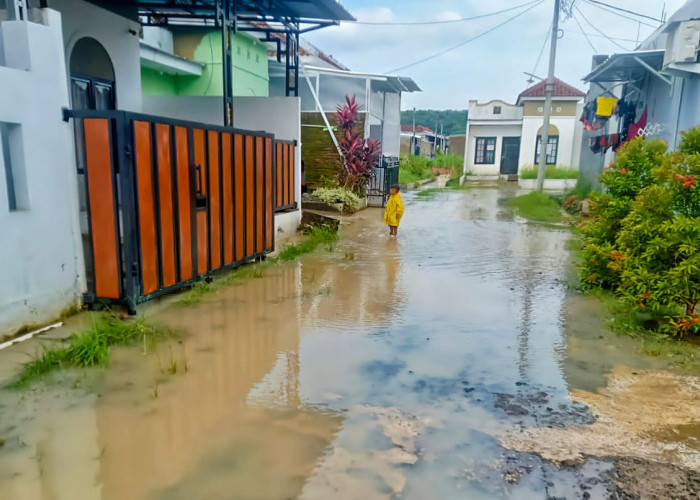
[[0, 11, 84, 337], [382, 92, 401, 157], [465, 123, 522, 175], [468, 99, 522, 121], [50, 0, 143, 112], [519, 115, 580, 170], [142, 95, 303, 242]]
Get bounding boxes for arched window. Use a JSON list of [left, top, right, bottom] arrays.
[[535, 124, 559, 165], [69, 38, 116, 110]]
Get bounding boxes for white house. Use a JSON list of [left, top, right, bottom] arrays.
[[0, 0, 352, 338], [579, 0, 700, 187], [464, 77, 585, 176]]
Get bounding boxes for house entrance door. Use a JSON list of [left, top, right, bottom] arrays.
[[500, 137, 520, 175]]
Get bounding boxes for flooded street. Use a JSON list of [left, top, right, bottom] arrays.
[[1, 186, 699, 499]]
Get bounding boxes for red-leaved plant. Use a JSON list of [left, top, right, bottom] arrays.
[[334, 94, 381, 192]]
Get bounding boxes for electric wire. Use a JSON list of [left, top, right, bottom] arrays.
[[530, 22, 552, 79], [388, 0, 544, 74], [353, 0, 541, 26], [575, 4, 630, 51], [582, 0, 658, 28], [585, 0, 663, 23], [571, 12, 598, 52]]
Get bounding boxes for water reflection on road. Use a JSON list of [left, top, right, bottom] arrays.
[[0, 186, 684, 499]]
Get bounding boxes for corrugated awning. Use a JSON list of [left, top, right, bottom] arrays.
[[582, 50, 666, 83], [89, 0, 355, 30]]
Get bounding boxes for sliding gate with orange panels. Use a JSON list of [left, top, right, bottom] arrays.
[[66, 109, 285, 312]]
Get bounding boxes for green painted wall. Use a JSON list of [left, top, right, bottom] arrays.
[[141, 67, 177, 96], [142, 31, 270, 98]]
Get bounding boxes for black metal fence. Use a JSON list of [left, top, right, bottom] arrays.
[[64, 108, 287, 313], [368, 156, 400, 207]]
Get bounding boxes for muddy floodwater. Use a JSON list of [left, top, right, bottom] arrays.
[[1, 186, 699, 499]]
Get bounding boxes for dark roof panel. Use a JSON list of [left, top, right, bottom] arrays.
[[89, 0, 354, 24]]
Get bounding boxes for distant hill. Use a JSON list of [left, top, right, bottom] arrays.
[[400, 109, 468, 137]]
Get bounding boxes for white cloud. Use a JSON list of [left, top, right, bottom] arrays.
[[306, 0, 686, 109]]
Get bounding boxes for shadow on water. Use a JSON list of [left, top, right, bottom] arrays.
[[0, 186, 698, 498]]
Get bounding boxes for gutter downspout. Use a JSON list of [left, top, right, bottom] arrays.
[[673, 76, 685, 149], [301, 63, 342, 159]]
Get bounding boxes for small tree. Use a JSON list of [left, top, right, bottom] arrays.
[[333, 95, 381, 193]]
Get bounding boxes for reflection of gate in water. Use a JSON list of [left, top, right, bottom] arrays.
[[66, 109, 294, 312], [367, 156, 399, 207]]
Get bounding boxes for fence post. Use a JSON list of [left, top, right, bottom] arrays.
[[116, 112, 140, 314]]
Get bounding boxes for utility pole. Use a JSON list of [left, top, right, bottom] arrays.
[[537, 0, 560, 191], [412, 107, 416, 156], [440, 122, 444, 153], [434, 118, 439, 157]]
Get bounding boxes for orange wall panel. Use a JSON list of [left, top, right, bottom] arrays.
[[245, 136, 255, 255], [134, 121, 158, 295], [222, 133, 234, 265], [255, 136, 264, 253], [84, 119, 120, 299], [234, 134, 245, 261], [155, 123, 176, 289], [208, 131, 222, 269], [175, 127, 193, 281]]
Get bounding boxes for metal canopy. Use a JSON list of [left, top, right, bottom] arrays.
[[89, 0, 354, 126], [583, 50, 666, 83], [91, 0, 354, 29]]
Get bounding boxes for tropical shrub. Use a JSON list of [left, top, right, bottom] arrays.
[[313, 187, 361, 213], [579, 131, 700, 336], [334, 95, 381, 193]]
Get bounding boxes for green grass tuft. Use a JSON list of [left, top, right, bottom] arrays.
[[276, 226, 339, 261], [508, 191, 564, 223], [519, 166, 579, 179], [7, 316, 171, 389], [416, 188, 442, 197]]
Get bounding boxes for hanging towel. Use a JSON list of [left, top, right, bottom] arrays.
[[628, 108, 648, 139], [596, 96, 618, 117]]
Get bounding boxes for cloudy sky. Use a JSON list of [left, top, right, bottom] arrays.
[[305, 0, 687, 110]]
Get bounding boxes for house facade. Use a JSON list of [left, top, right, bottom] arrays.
[[278, 63, 419, 187], [399, 124, 441, 158], [0, 0, 352, 337], [463, 78, 585, 176], [579, 0, 700, 186]]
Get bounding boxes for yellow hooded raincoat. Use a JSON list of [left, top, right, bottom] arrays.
[[384, 192, 405, 227]]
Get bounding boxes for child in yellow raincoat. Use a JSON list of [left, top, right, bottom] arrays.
[[384, 184, 404, 237]]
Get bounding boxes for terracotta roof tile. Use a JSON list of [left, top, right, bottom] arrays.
[[400, 124, 434, 134], [517, 77, 586, 103]]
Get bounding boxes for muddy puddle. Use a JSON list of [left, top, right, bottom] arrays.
[[1, 186, 699, 499]]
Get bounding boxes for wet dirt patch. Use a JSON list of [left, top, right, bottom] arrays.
[[493, 388, 595, 429], [607, 457, 700, 500], [499, 366, 700, 471]]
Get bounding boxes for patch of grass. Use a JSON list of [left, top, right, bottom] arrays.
[[399, 155, 433, 184], [179, 282, 211, 306], [276, 226, 339, 261], [446, 177, 469, 190], [598, 292, 700, 372], [8, 316, 171, 389], [416, 188, 442, 197], [508, 191, 565, 223], [519, 166, 579, 179]]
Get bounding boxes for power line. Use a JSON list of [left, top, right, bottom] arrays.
[[388, 0, 544, 73], [585, 0, 663, 23], [354, 0, 540, 26], [571, 12, 598, 52], [582, 0, 658, 28], [531, 22, 552, 78], [568, 30, 638, 43], [575, 4, 630, 50]]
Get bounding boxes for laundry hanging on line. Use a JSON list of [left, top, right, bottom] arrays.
[[596, 96, 618, 117]]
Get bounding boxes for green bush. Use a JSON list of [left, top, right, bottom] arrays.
[[313, 187, 361, 213], [399, 154, 432, 184], [519, 165, 579, 179], [579, 132, 700, 337]]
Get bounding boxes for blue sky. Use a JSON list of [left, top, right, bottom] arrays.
[[305, 0, 686, 110]]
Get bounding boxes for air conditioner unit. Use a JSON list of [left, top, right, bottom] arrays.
[[664, 20, 700, 67]]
